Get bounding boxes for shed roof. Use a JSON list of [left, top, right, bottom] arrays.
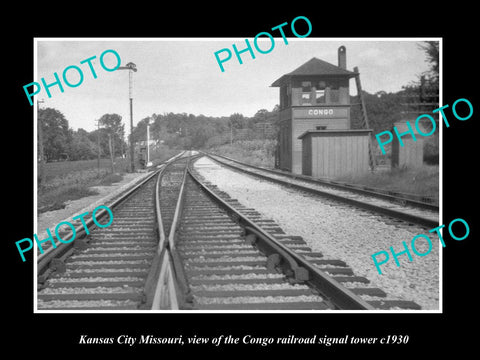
[[271, 57, 357, 87], [297, 129, 372, 139]]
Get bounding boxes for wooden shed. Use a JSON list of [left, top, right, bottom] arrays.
[[299, 129, 372, 178], [391, 120, 424, 168]]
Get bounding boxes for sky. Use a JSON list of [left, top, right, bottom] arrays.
[[34, 38, 438, 132]]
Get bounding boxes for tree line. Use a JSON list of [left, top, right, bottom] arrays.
[[38, 89, 434, 162], [38, 107, 280, 162], [38, 109, 126, 162], [38, 42, 438, 162], [132, 107, 280, 151]]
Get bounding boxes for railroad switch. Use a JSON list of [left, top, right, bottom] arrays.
[[73, 238, 88, 250], [49, 258, 66, 274], [294, 267, 309, 282], [245, 234, 257, 245], [266, 253, 281, 271]]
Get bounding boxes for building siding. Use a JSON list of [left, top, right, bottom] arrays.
[[290, 115, 349, 174], [301, 131, 371, 178], [391, 121, 424, 168]]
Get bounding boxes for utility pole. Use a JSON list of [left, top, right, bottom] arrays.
[[96, 119, 101, 177], [354, 66, 376, 171], [146, 118, 152, 167], [37, 99, 45, 187], [117, 62, 137, 173], [108, 132, 115, 173]]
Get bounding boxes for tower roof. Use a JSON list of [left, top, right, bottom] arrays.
[[271, 57, 357, 87]]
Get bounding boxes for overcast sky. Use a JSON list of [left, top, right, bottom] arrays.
[[35, 38, 438, 132]]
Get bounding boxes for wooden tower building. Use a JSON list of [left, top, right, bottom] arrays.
[[272, 46, 372, 178]]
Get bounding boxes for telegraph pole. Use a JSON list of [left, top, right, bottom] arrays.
[[37, 99, 45, 186], [96, 119, 101, 177], [129, 82, 134, 172], [108, 133, 115, 173], [146, 117, 152, 167]]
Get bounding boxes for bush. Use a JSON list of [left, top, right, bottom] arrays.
[[334, 165, 439, 202], [37, 145, 181, 213], [38, 185, 99, 213], [98, 173, 124, 186], [210, 139, 277, 168]]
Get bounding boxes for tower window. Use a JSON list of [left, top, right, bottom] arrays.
[[301, 81, 312, 91], [315, 81, 326, 104], [315, 89, 325, 103], [301, 81, 312, 105]]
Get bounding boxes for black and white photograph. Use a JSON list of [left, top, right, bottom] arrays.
[[33, 38, 441, 313], [6, 8, 477, 356]]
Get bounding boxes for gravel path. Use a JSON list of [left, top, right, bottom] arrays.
[[194, 156, 440, 310], [208, 154, 439, 224]]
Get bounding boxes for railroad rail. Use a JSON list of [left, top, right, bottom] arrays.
[[203, 152, 439, 229], [36, 151, 187, 310], [37, 152, 422, 311], [203, 153, 438, 209], [148, 154, 421, 310]]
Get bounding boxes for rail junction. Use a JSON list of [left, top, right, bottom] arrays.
[[37, 151, 437, 311]]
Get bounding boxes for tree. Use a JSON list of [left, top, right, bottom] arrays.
[[38, 107, 71, 161], [98, 114, 125, 172], [132, 117, 150, 143], [350, 91, 404, 133], [98, 113, 125, 158], [187, 117, 217, 149], [418, 41, 439, 88], [229, 113, 246, 129], [87, 128, 108, 157], [69, 128, 97, 160]]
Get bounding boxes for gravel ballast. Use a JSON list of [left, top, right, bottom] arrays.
[[194, 156, 440, 310]]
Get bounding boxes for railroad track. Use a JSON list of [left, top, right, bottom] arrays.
[[37, 152, 422, 311], [203, 152, 439, 228], [153, 155, 421, 310], [36, 152, 186, 310]]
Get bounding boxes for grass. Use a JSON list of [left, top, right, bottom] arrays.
[[333, 165, 439, 202], [210, 140, 276, 168], [38, 185, 100, 213], [37, 173, 125, 213], [39, 158, 128, 183], [98, 172, 124, 186], [209, 140, 439, 202], [38, 159, 126, 194], [37, 145, 180, 214]]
